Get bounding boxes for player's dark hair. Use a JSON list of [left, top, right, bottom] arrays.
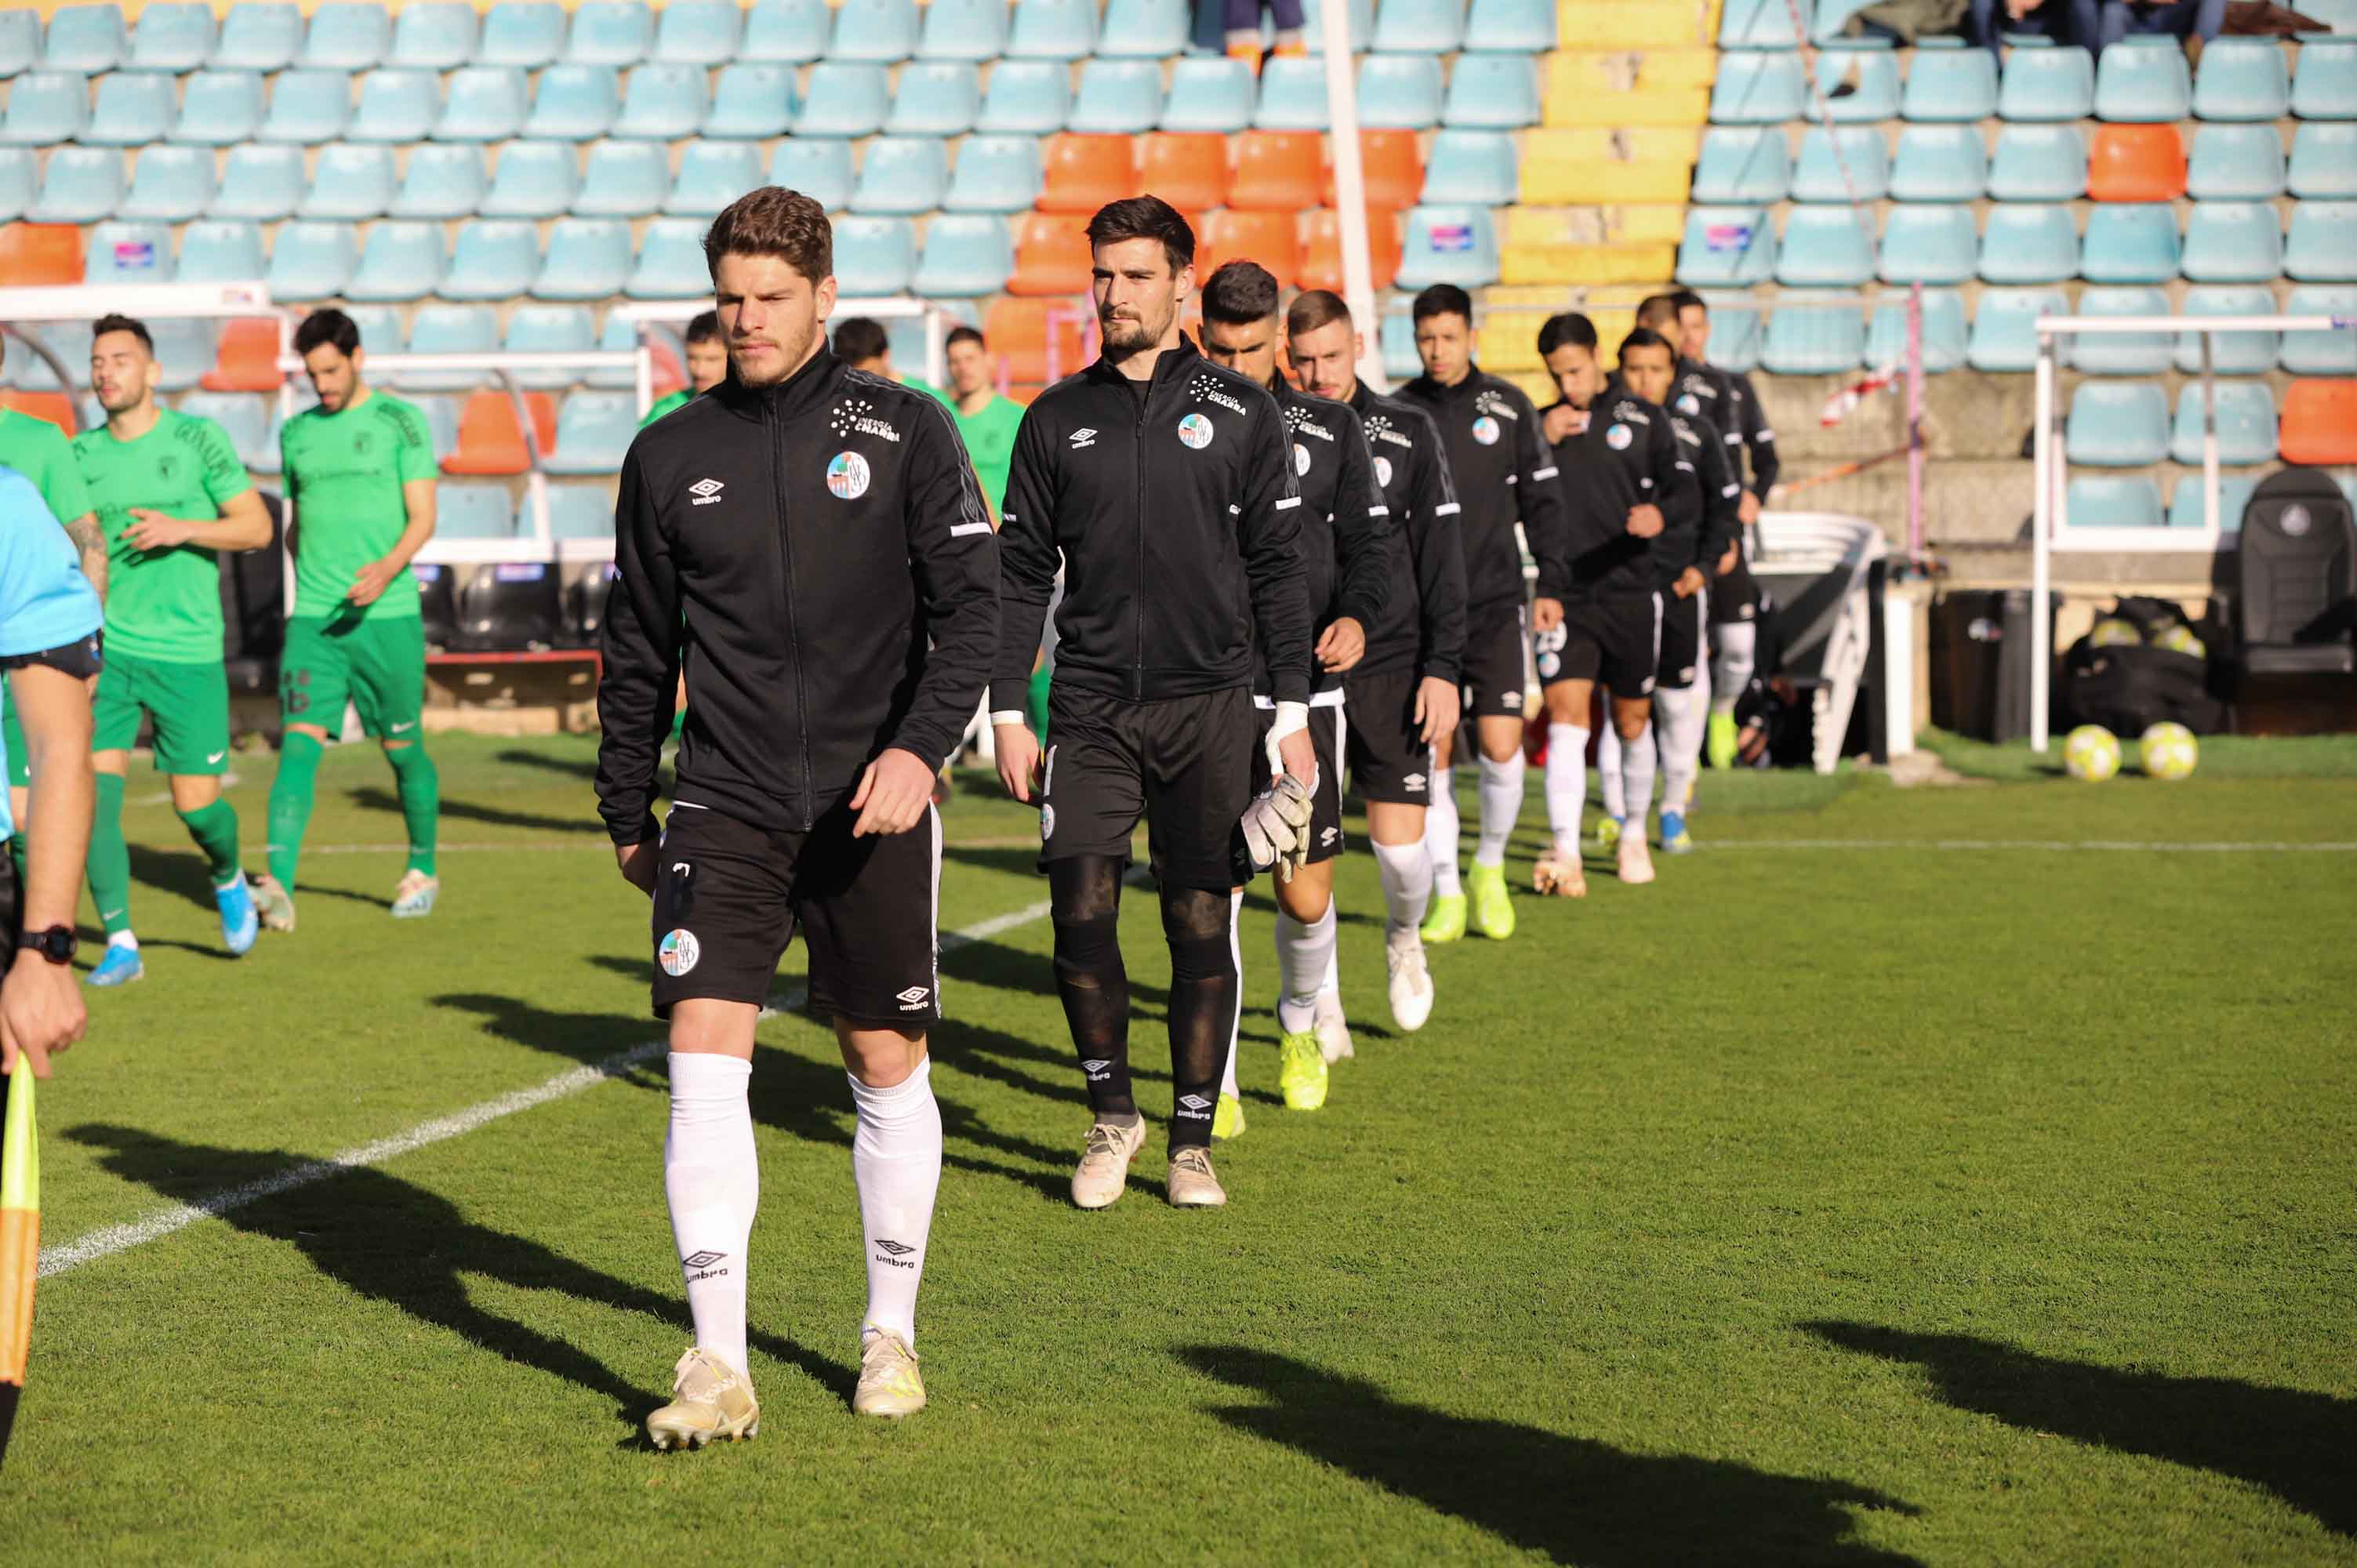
[[1286, 289, 1352, 337], [1085, 195, 1196, 273], [704, 184, 833, 281], [1200, 260, 1280, 327], [832, 316, 889, 365], [944, 325, 986, 353], [1618, 327, 1675, 364], [1633, 292, 1681, 332], [293, 307, 361, 358], [1537, 312, 1597, 358], [1668, 289, 1707, 315], [90, 313, 154, 354], [682, 310, 722, 345], [1411, 285, 1473, 326]]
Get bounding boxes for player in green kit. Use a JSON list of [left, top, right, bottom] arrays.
[[249, 310, 441, 934], [75, 314, 273, 985], [638, 311, 727, 427]]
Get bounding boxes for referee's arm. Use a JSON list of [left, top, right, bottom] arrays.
[[595, 448, 681, 855]]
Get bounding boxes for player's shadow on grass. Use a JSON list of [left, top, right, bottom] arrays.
[[938, 843, 1047, 880], [495, 748, 674, 800], [1177, 1345, 1923, 1567], [107, 845, 245, 957], [1803, 1319, 2357, 1540], [347, 786, 605, 836], [62, 1123, 854, 1425]]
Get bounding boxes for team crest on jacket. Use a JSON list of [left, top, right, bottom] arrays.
[[1679, 393, 1701, 415], [1471, 416, 1500, 446], [1293, 443, 1311, 476], [1373, 456, 1393, 488], [1606, 423, 1633, 451], [1178, 413, 1214, 449], [659, 928, 701, 977], [826, 451, 870, 499]]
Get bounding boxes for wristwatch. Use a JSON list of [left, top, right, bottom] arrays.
[[17, 925, 77, 965]]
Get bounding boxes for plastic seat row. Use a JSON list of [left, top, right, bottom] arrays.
[[2073, 466, 2357, 531], [1712, 36, 2357, 126]]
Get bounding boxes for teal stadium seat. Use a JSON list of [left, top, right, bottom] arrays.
[[1719, 0, 1800, 48], [1865, 289, 1967, 373], [209, 143, 300, 218], [829, 0, 915, 62], [44, 5, 125, 73], [887, 61, 981, 135], [2069, 286, 2174, 374], [1465, 0, 1556, 51], [445, 218, 543, 299], [0, 149, 26, 219], [2281, 288, 2357, 373], [129, 3, 214, 71], [0, 15, 31, 78], [335, 304, 401, 358], [436, 66, 528, 142], [1813, 45, 1900, 122], [2298, 0, 2357, 28], [2290, 38, 2357, 118], [401, 305, 499, 391], [1302, 0, 1374, 53], [2167, 474, 2257, 532], [2093, 37, 2190, 122], [299, 3, 390, 70], [2066, 477, 2163, 528], [2065, 381, 2170, 466], [546, 392, 638, 474], [346, 220, 446, 301], [946, 135, 1043, 212], [573, 140, 670, 217], [122, 144, 211, 220], [739, 0, 830, 63], [914, 213, 1014, 296], [830, 214, 917, 293], [1373, 0, 1463, 52], [1, 71, 89, 144], [2170, 381, 2276, 466], [656, 0, 742, 63], [707, 64, 797, 138], [1360, 56, 1444, 131], [267, 221, 358, 299], [2174, 285, 2280, 373], [2181, 201, 2283, 284], [1889, 124, 1985, 201], [853, 136, 949, 214], [85, 68, 173, 145], [1007, 0, 1098, 60], [2188, 123, 2283, 198], [1424, 129, 1518, 205], [390, 2, 475, 68], [1987, 124, 2085, 201], [2079, 204, 2178, 284], [626, 218, 717, 298], [29, 146, 122, 222], [1776, 207, 1875, 286], [918, 0, 1006, 60], [524, 65, 619, 140], [614, 63, 706, 140], [0, 326, 76, 390], [566, 1, 652, 66], [438, 485, 517, 539], [1691, 127, 1789, 204], [667, 141, 762, 217], [1998, 44, 2094, 122], [1444, 54, 1542, 129], [2288, 122, 2357, 198], [545, 483, 616, 539], [260, 69, 352, 144], [1792, 125, 1887, 201], [590, 312, 654, 388], [1762, 297, 1865, 376], [536, 219, 628, 299], [978, 59, 1070, 132], [1399, 205, 1502, 289], [84, 221, 173, 285], [1100, 0, 1191, 57], [1161, 57, 1255, 133], [1379, 312, 1420, 379], [180, 393, 270, 470], [1879, 205, 1977, 284], [350, 68, 439, 143], [797, 62, 889, 136], [480, 140, 578, 218], [300, 142, 396, 219], [173, 70, 263, 145], [2192, 37, 2288, 120], [479, 2, 565, 67], [1965, 287, 2068, 371], [1253, 56, 1330, 129], [503, 306, 597, 389], [1710, 51, 1806, 123], [1901, 38, 1997, 122], [213, 3, 300, 71], [2285, 201, 2357, 280], [770, 137, 853, 209], [147, 320, 224, 384], [1677, 207, 1776, 286], [1070, 59, 1164, 132]]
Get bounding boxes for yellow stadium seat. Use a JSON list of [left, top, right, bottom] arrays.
[[1556, 1, 1712, 51], [1504, 206, 1689, 249], [1501, 240, 1676, 286], [1504, 370, 1557, 408], [1542, 53, 1716, 127], [1480, 323, 1545, 371]]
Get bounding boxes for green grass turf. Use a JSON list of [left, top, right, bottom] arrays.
[[4, 734, 2352, 1565]]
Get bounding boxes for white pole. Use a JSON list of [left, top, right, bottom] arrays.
[[2199, 328, 2218, 539], [1320, 0, 1382, 389], [2029, 331, 2053, 753]]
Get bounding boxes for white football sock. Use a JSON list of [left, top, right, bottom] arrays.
[[1320, 931, 1340, 1002], [1599, 723, 1626, 821], [1371, 838, 1432, 936], [1655, 685, 1703, 814], [1620, 721, 1658, 828], [665, 1052, 757, 1377], [1219, 888, 1243, 1099], [1274, 902, 1336, 1034], [1544, 724, 1589, 853], [849, 1056, 942, 1348], [1425, 768, 1462, 898], [1474, 751, 1524, 868], [1712, 621, 1756, 715]]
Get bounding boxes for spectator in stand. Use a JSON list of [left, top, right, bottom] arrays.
[[639, 312, 727, 428], [833, 317, 947, 405], [1195, 0, 1305, 67], [941, 328, 1023, 524], [1967, 0, 2093, 50], [1967, 0, 2225, 53], [2092, 0, 2227, 52]]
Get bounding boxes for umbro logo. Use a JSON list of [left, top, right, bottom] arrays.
[[689, 477, 725, 506], [1403, 772, 1427, 792], [1177, 1094, 1213, 1114], [895, 985, 932, 1010], [681, 1250, 726, 1270], [1082, 1058, 1113, 1080], [1069, 427, 1097, 449], [873, 1238, 917, 1269], [1320, 826, 1339, 846]]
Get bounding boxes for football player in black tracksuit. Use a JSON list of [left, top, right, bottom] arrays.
[[597, 189, 1000, 1440], [1287, 289, 1465, 1044], [1197, 261, 1396, 1130], [1530, 312, 1696, 895], [990, 198, 1313, 1214], [1396, 285, 1567, 947]]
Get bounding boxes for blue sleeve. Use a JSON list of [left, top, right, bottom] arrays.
[[0, 469, 104, 658]]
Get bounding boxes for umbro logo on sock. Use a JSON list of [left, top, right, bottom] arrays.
[[1082, 1058, 1113, 1080], [682, 1250, 726, 1270], [1177, 1094, 1213, 1117], [873, 1240, 917, 1269]]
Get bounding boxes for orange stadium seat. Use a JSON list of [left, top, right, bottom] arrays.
[[1229, 131, 1324, 212], [202, 318, 285, 393], [0, 224, 85, 287], [1006, 211, 1094, 296], [983, 296, 1091, 386], [1197, 209, 1299, 288], [0, 391, 78, 435], [1037, 134, 1140, 213], [441, 389, 557, 475], [1141, 133, 1231, 212], [2087, 124, 2187, 203], [1324, 129, 1423, 211], [2279, 379, 2357, 465], [1299, 207, 1403, 292]]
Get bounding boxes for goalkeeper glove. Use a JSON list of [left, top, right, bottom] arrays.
[[1238, 773, 1316, 882]]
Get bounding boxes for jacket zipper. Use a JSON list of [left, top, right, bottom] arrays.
[[765, 397, 815, 829], [1131, 364, 1153, 701]]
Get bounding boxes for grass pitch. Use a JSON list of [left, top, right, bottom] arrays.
[[3, 733, 2351, 1566]]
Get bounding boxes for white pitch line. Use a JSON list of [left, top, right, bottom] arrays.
[[1700, 839, 2357, 853]]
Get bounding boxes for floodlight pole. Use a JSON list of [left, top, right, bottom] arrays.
[[2030, 328, 2053, 753], [1320, 0, 1384, 390]]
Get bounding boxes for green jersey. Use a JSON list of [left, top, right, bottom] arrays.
[[640, 389, 693, 428], [0, 407, 94, 530], [280, 390, 435, 622], [74, 406, 253, 663], [950, 393, 1025, 520]]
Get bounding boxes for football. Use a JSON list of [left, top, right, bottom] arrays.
[[2141, 722, 2200, 781], [2064, 724, 2122, 782]]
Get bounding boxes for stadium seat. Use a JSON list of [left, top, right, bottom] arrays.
[[1710, 50, 1807, 123], [2066, 382, 2169, 466], [1985, 124, 2086, 202], [0, 222, 82, 286], [438, 217, 539, 299], [1196, 208, 1299, 287], [83, 220, 173, 285], [543, 391, 637, 474], [2174, 285, 2281, 374], [706, 63, 797, 139], [2087, 125, 2184, 202], [1114, 136, 1214, 216], [1689, 128, 1785, 204], [1037, 133, 1139, 213], [1792, 125, 1887, 202], [594, 313, 679, 394], [2166, 473, 2257, 532], [2181, 201, 2284, 284], [435, 66, 528, 142], [332, 303, 402, 360], [1888, 125, 1985, 202], [666, 141, 761, 218], [1902, 38, 1998, 122], [612, 63, 706, 140], [398, 304, 498, 391], [1466, 0, 1553, 51], [977, 58, 1070, 133], [1302, 0, 1375, 53], [350, 68, 440, 143], [2288, 122, 2357, 199], [478, 140, 577, 218], [2189, 123, 2286, 200], [168, 71, 262, 148], [1718, 0, 1799, 47], [209, 143, 300, 219], [737, 0, 828, 61], [533, 219, 627, 299], [2285, 201, 2357, 280], [0, 71, 89, 145], [1814, 45, 1901, 122], [1377, 310, 1419, 379], [827, 0, 914, 60], [2279, 379, 2357, 464], [626, 218, 714, 299], [1372, 0, 1463, 51], [478, 1, 566, 67], [1299, 206, 1403, 292], [982, 296, 1085, 384], [573, 140, 670, 218], [2065, 476, 2163, 529], [2290, 38, 2357, 119], [1231, 130, 1321, 211], [121, 145, 212, 222], [501, 304, 597, 388], [257, 69, 352, 144], [1878, 205, 1977, 285], [1161, 57, 1255, 133], [265, 221, 356, 299], [2282, 288, 2357, 373], [2192, 36, 2289, 121], [213, 2, 300, 71], [1099, 0, 1189, 56], [390, 1, 474, 67], [852, 136, 949, 215], [445, 388, 557, 474], [884, 60, 979, 136], [2093, 36, 2190, 122], [128, 2, 214, 72], [1677, 208, 1775, 287], [174, 217, 264, 282], [2079, 204, 2178, 284], [828, 214, 916, 293], [1007, 0, 1097, 58], [2068, 286, 2174, 375], [180, 391, 270, 469], [1443, 53, 1541, 129], [769, 136, 852, 209], [84, 71, 173, 146], [28, 147, 122, 223], [1254, 56, 1331, 129], [797, 61, 888, 136], [2168, 380, 2277, 466], [0, 13, 30, 78], [1397, 205, 1500, 289], [45, 4, 125, 72], [0, 150, 25, 222], [1418, 129, 1509, 206], [300, 2, 390, 69], [913, 0, 1002, 58], [1762, 296, 1865, 376], [566, 0, 652, 65], [345, 220, 445, 302], [1864, 289, 1967, 374], [1070, 59, 1164, 133], [1777, 207, 1875, 287], [655, 0, 740, 62], [1007, 209, 1091, 296], [525, 65, 620, 140], [1999, 43, 2094, 122], [437, 482, 520, 535], [914, 212, 1013, 296], [298, 142, 395, 220], [1966, 286, 2068, 371]]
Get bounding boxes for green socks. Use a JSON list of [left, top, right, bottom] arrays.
[[177, 798, 244, 890], [89, 771, 133, 936], [386, 742, 438, 879], [267, 731, 324, 891]]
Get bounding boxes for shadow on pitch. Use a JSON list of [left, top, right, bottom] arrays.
[[63, 1123, 855, 1425], [1176, 1345, 1923, 1566], [347, 785, 604, 836], [1804, 1320, 2357, 1540]]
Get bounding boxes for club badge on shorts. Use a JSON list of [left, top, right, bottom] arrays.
[[1471, 416, 1500, 446], [659, 927, 701, 977], [826, 451, 870, 499], [1178, 413, 1213, 449], [1606, 423, 1633, 451]]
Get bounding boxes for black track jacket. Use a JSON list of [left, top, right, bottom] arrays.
[[1346, 379, 1466, 686], [1262, 381, 1396, 699], [1607, 374, 1740, 590], [1538, 389, 1694, 599], [596, 350, 998, 844], [1396, 365, 1567, 614]]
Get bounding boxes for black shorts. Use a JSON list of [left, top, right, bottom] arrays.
[[1460, 599, 1530, 720], [1658, 589, 1705, 689], [648, 800, 941, 1028], [1710, 554, 1762, 626], [1536, 590, 1661, 697], [1041, 684, 1254, 892], [1252, 700, 1345, 864], [1342, 664, 1434, 806]]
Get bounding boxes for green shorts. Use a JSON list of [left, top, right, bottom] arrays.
[[2, 686, 25, 789], [94, 652, 232, 775], [281, 613, 427, 742]]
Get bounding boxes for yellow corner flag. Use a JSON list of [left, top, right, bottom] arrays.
[[0, 1069, 37, 1467]]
